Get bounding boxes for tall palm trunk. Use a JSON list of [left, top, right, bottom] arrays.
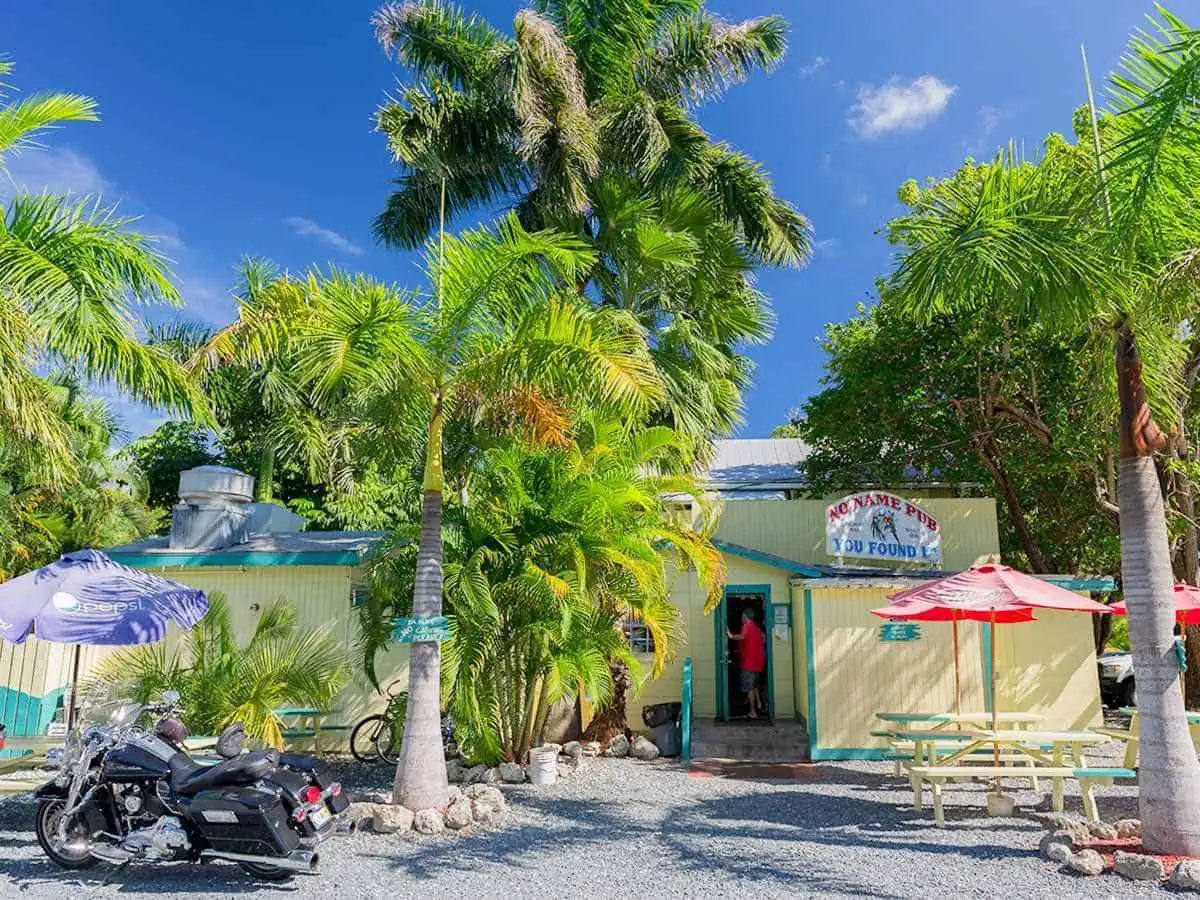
[[1115, 326, 1200, 855], [393, 403, 449, 811]]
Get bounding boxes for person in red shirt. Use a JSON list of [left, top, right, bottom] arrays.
[[727, 609, 766, 718]]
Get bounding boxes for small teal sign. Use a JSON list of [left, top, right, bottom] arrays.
[[391, 616, 451, 643], [879, 622, 921, 642]]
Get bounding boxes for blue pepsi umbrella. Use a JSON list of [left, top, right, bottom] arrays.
[[0, 549, 208, 645]]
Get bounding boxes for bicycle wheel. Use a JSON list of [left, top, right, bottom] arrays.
[[376, 719, 399, 765], [349, 715, 387, 763]]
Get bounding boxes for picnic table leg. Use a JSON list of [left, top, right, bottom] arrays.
[[1122, 736, 1139, 770], [931, 779, 945, 828], [910, 739, 925, 808], [1051, 745, 1064, 811], [1080, 779, 1100, 821]]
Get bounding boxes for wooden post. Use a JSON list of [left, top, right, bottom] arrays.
[[952, 617, 962, 716], [990, 612, 1000, 792], [67, 645, 82, 731]]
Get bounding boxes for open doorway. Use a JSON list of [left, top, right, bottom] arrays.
[[721, 588, 771, 722]]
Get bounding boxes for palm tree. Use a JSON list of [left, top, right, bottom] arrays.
[[885, 8, 1200, 853], [370, 1, 807, 444], [248, 213, 662, 809], [0, 59, 206, 479], [436, 417, 723, 762]]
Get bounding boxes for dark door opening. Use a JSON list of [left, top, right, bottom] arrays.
[[723, 590, 770, 722]]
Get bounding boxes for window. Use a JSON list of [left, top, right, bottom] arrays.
[[351, 583, 369, 608], [623, 618, 655, 654]]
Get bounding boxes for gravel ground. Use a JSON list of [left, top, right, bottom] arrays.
[[0, 738, 1166, 899]]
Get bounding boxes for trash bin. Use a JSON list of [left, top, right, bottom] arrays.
[[642, 702, 682, 757]]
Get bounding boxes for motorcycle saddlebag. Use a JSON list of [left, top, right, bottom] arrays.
[[188, 787, 301, 857], [278, 754, 349, 815]]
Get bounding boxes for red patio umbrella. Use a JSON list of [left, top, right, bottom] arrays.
[[872, 565, 1110, 725], [1108, 583, 1200, 625]]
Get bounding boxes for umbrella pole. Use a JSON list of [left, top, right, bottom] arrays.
[[990, 612, 1000, 792], [952, 617, 962, 717], [67, 644, 81, 731]]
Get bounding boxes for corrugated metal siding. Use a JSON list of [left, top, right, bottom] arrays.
[[717, 498, 1001, 572], [994, 608, 1101, 731], [807, 586, 986, 751], [0, 640, 115, 736], [51, 565, 410, 747]]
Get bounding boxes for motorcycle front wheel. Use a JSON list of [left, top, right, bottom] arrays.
[[35, 798, 100, 870]]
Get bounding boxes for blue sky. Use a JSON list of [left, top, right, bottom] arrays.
[[7, 0, 1145, 439]]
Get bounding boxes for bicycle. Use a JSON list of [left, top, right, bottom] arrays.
[[349, 681, 407, 764]]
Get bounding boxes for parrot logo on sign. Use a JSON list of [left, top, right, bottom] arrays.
[[871, 510, 900, 544]]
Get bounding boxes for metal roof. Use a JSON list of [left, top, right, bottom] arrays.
[[107, 531, 388, 568], [705, 438, 808, 490]]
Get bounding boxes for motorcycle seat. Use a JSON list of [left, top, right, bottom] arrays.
[[169, 748, 280, 795]]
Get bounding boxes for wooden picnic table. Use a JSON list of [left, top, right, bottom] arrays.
[[274, 707, 341, 753], [1099, 707, 1200, 769], [902, 729, 1123, 825]]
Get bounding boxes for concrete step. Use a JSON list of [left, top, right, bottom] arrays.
[[690, 719, 810, 762]]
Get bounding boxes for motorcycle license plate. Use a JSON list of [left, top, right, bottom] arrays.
[[309, 805, 331, 830]]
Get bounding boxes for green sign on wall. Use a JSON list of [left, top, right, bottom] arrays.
[[879, 622, 921, 642], [391, 616, 451, 643]]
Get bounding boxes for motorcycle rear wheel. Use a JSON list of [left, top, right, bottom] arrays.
[[35, 798, 100, 870], [239, 861, 295, 882]]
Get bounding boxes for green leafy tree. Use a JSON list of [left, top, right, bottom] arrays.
[[885, 7, 1200, 852], [788, 292, 1121, 577], [86, 593, 350, 749]]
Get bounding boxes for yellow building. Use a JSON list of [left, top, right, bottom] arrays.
[[629, 439, 1111, 760], [3, 449, 1108, 765]]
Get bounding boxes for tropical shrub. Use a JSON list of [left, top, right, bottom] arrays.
[[86, 593, 351, 748]]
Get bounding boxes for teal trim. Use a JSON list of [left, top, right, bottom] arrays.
[[1075, 767, 1136, 779], [720, 584, 774, 720], [712, 541, 823, 577], [713, 596, 727, 721], [811, 747, 890, 761], [803, 588, 817, 752], [109, 550, 365, 568], [681, 658, 693, 761], [1041, 576, 1116, 591]]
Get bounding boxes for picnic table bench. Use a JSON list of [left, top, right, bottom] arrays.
[[275, 707, 345, 753], [902, 729, 1124, 825], [1094, 707, 1200, 769]]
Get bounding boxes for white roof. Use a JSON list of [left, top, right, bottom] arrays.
[[705, 438, 808, 490]]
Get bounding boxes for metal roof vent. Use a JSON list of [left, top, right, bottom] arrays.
[[170, 466, 255, 551]]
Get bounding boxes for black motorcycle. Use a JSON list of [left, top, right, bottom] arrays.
[[34, 692, 354, 881]]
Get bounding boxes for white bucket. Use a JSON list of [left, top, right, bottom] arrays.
[[528, 746, 558, 786]]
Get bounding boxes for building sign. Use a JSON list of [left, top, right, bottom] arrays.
[[391, 616, 451, 643], [879, 622, 921, 642], [826, 492, 942, 566]]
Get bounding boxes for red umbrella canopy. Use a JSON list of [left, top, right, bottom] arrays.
[[1110, 583, 1200, 625], [871, 598, 1035, 623], [875, 564, 1110, 619]]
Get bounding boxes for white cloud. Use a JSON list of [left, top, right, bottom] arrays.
[[848, 75, 956, 139], [849, 189, 869, 208], [799, 56, 828, 78], [964, 105, 1003, 157], [1, 146, 110, 197], [813, 237, 838, 256], [286, 216, 364, 256]]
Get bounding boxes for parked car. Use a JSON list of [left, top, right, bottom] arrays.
[[1099, 650, 1136, 709]]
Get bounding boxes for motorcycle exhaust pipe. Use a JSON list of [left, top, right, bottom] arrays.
[[334, 816, 358, 836], [200, 848, 320, 874]]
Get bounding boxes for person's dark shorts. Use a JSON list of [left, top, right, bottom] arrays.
[[739, 669, 760, 692]]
